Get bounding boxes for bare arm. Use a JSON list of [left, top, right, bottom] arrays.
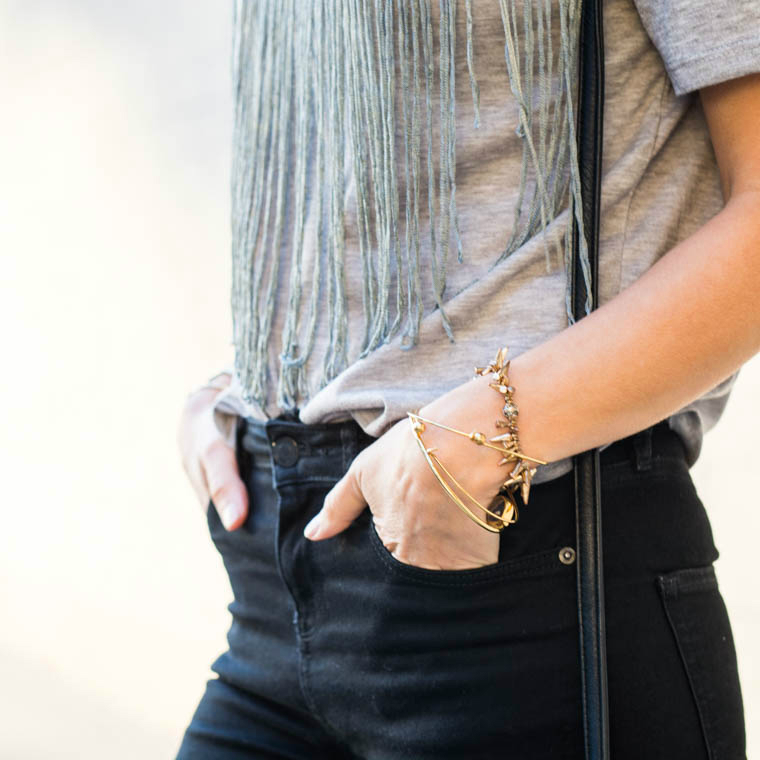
[[447, 73, 760, 472], [308, 73, 760, 569]]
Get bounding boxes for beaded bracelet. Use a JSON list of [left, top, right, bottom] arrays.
[[407, 346, 547, 532]]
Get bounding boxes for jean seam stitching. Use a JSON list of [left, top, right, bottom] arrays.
[[273, 476, 343, 487], [601, 454, 685, 472], [657, 573, 715, 759], [367, 522, 567, 586], [296, 626, 348, 748], [272, 489, 347, 747]]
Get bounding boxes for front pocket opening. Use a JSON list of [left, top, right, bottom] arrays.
[[365, 512, 571, 586]]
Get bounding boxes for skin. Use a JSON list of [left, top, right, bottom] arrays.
[[177, 373, 249, 531], [178, 72, 760, 570]]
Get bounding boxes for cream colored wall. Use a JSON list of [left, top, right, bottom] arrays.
[[0, 2, 756, 757]]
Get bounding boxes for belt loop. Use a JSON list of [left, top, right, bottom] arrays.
[[631, 426, 653, 471], [278, 406, 300, 422], [235, 414, 246, 445], [235, 415, 251, 478]]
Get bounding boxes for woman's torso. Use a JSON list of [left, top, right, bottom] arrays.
[[219, 0, 740, 485]]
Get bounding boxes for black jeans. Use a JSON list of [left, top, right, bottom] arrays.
[[177, 413, 746, 760]]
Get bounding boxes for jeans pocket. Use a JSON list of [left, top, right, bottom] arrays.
[[364, 509, 571, 587], [656, 565, 746, 760], [302, 508, 581, 756]]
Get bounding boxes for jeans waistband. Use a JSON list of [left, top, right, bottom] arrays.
[[236, 410, 686, 487]]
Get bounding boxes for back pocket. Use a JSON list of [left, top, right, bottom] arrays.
[[657, 566, 746, 759]]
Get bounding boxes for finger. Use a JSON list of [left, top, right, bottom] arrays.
[[176, 388, 228, 511], [304, 460, 367, 541], [188, 457, 213, 510], [201, 438, 249, 531], [177, 424, 213, 510]]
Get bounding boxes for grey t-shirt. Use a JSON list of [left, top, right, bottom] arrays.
[[213, 0, 760, 484]]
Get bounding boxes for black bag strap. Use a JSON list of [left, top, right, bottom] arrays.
[[571, 0, 608, 758]]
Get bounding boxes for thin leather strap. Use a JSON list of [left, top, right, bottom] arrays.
[[571, 0, 609, 758]]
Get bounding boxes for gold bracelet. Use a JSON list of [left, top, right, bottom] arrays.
[[474, 345, 543, 506], [407, 411, 547, 532], [407, 412, 516, 532], [405, 345, 547, 532]]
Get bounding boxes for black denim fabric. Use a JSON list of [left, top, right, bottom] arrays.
[[176, 413, 746, 760]]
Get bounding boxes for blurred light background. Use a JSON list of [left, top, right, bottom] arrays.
[[0, 1, 756, 757]]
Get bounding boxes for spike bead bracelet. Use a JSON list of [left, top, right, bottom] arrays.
[[406, 346, 547, 533]]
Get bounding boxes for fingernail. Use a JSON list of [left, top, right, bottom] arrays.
[[303, 514, 322, 540], [221, 503, 240, 530]]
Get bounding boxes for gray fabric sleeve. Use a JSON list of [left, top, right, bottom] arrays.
[[632, 0, 760, 95]]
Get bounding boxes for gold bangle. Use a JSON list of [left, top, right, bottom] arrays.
[[405, 345, 547, 533], [407, 412, 516, 532], [407, 411, 546, 532]]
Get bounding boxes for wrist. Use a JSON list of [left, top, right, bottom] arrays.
[[189, 371, 232, 397], [417, 372, 519, 495], [499, 353, 553, 466], [418, 354, 554, 486]]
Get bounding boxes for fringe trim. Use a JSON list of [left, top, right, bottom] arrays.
[[231, 0, 592, 412]]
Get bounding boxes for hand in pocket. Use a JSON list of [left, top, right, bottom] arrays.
[[303, 411, 502, 570], [176, 372, 248, 531]]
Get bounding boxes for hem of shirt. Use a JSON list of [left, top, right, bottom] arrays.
[[668, 35, 760, 96], [212, 368, 737, 481], [210, 369, 266, 449]]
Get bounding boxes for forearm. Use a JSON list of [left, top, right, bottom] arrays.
[[493, 190, 760, 465]]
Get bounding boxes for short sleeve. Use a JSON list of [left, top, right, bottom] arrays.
[[632, 0, 760, 95]]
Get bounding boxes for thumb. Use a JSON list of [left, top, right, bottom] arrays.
[[202, 439, 249, 531], [304, 459, 367, 541]]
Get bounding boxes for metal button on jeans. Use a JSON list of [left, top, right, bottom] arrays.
[[271, 435, 299, 467], [558, 547, 576, 565]]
